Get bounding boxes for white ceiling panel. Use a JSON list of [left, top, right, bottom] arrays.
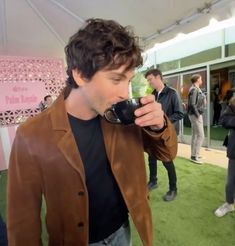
[[0, 0, 234, 59]]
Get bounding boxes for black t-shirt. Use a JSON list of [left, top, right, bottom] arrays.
[[68, 114, 128, 243]]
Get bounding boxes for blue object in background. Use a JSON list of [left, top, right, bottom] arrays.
[[0, 214, 8, 246]]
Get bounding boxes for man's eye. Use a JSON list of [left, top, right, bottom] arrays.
[[112, 78, 122, 84]]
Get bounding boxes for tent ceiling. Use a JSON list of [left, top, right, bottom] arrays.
[[0, 0, 235, 60]]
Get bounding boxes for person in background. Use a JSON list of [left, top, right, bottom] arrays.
[[0, 214, 7, 246], [39, 95, 53, 111], [0, 172, 7, 246], [145, 68, 184, 201], [215, 96, 235, 217], [212, 85, 222, 127], [7, 18, 177, 246], [187, 74, 206, 164]]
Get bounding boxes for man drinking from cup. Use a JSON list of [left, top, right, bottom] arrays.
[[7, 19, 177, 246]]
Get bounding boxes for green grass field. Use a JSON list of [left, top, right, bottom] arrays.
[[183, 126, 228, 141], [132, 156, 235, 246], [1, 157, 235, 246]]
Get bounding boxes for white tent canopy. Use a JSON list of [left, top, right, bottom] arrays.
[[0, 0, 235, 59]]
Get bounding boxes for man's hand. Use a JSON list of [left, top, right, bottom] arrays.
[[134, 95, 165, 130]]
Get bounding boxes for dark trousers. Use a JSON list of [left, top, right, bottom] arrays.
[[213, 104, 222, 125], [0, 214, 8, 246], [226, 159, 235, 204], [148, 155, 177, 191]]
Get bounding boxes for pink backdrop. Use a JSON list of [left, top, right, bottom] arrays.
[[0, 81, 47, 111], [0, 55, 66, 170]]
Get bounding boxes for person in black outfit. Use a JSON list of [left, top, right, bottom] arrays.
[[38, 95, 53, 112], [212, 85, 222, 126], [215, 95, 235, 217], [145, 69, 184, 201]]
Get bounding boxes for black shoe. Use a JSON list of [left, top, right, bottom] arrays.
[[163, 190, 177, 201], [190, 156, 203, 164], [147, 181, 158, 191]]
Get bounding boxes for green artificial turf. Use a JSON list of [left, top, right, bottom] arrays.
[[0, 171, 7, 221], [1, 157, 235, 246], [132, 156, 235, 246], [183, 126, 228, 141]]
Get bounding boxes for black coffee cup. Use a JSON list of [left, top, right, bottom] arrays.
[[104, 98, 141, 125]]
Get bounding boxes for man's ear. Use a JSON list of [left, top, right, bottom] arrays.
[[72, 69, 87, 87]]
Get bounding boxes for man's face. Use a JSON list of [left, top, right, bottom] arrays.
[[76, 65, 134, 116], [146, 74, 162, 91], [198, 76, 203, 87], [46, 96, 52, 106]]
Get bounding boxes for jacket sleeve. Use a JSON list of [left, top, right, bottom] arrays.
[[142, 115, 177, 161], [188, 88, 200, 117], [7, 127, 43, 246], [168, 91, 184, 123], [220, 105, 235, 129]]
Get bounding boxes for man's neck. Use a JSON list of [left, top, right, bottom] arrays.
[[65, 89, 98, 120], [193, 82, 200, 88], [156, 83, 165, 92]]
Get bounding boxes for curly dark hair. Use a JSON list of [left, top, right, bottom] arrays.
[[64, 18, 143, 88]]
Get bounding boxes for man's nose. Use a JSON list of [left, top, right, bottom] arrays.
[[118, 83, 130, 100]]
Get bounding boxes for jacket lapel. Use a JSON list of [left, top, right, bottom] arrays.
[[57, 131, 85, 179], [49, 93, 86, 180], [101, 119, 133, 176]]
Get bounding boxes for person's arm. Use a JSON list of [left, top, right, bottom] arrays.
[[220, 105, 235, 129], [7, 128, 43, 246], [133, 94, 177, 162], [142, 115, 177, 162], [168, 91, 184, 123], [188, 88, 200, 117]]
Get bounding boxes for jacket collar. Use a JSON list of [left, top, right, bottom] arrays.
[[153, 84, 169, 96], [49, 91, 71, 131]]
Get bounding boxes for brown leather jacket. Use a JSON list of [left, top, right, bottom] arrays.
[[7, 92, 177, 246]]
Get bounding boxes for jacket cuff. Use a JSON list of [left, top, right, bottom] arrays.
[[145, 116, 168, 133]]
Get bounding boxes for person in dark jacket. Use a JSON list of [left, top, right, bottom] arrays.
[[215, 95, 235, 217], [39, 95, 53, 112], [145, 68, 184, 201], [212, 85, 222, 126]]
